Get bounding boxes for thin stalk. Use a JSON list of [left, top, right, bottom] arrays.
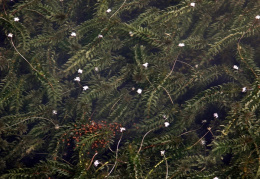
[[109, 0, 127, 19], [3, 117, 57, 129], [9, 37, 54, 90], [138, 128, 155, 154], [164, 155, 169, 179], [105, 132, 124, 178], [87, 152, 98, 170]]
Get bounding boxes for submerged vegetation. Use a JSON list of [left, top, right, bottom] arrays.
[[0, 0, 260, 178]]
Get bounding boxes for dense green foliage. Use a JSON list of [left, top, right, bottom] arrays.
[[0, 0, 260, 178]]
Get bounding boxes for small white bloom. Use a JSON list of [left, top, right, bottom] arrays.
[[143, 62, 148, 68], [98, 34, 103, 38], [195, 64, 199, 68], [78, 69, 83, 74], [163, 114, 167, 119], [131, 87, 135, 91], [213, 177, 219, 179], [129, 31, 134, 37], [55, 124, 60, 130], [94, 67, 99, 71], [71, 32, 76, 37], [120, 127, 126, 132], [242, 87, 247, 93], [190, 2, 195, 7], [178, 43, 185, 47], [233, 65, 239, 70], [202, 120, 207, 123], [213, 113, 218, 118], [255, 15, 260, 20], [137, 88, 142, 94], [83, 86, 89, 90], [160, 150, 165, 156], [74, 77, 80, 82], [52, 110, 57, 115], [8, 33, 13, 38], [106, 8, 111, 13], [14, 17, 19, 21], [94, 160, 100, 167], [200, 139, 206, 145], [164, 122, 170, 127]]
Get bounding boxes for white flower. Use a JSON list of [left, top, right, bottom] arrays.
[[98, 34, 103, 38], [195, 64, 199, 68], [120, 127, 126, 132], [14, 17, 19, 21], [190, 2, 195, 7], [160, 150, 165, 156], [200, 139, 206, 145], [71, 32, 76, 37], [202, 120, 207, 123], [106, 8, 111, 13], [233, 65, 239, 70], [55, 124, 60, 130], [74, 77, 80, 82], [143, 62, 148, 68], [94, 67, 99, 71], [8, 33, 13, 38], [255, 15, 260, 20], [83, 86, 89, 90], [132, 87, 135, 91], [129, 31, 134, 37], [78, 69, 83, 74], [137, 88, 142, 94], [213, 113, 218, 118], [94, 160, 100, 167], [213, 177, 219, 179], [178, 43, 185, 47], [242, 87, 247, 93], [163, 114, 167, 119], [164, 122, 170, 127], [52, 110, 57, 115]]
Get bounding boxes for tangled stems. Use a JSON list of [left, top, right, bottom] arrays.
[[145, 155, 171, 179], [186, 127, 214, 150], [105, 132, 124, 178]]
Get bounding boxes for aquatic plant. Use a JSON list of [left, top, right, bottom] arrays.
[[0, 0, 259, 178]]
